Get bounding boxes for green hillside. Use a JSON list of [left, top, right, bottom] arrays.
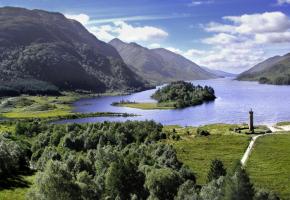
[[0, 7, 147, 96], [238, 54, 290, 85]]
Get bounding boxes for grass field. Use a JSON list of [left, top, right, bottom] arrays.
[[247, 134, 290, 199], [0, 95, 81, 119], [163, 123, 269, 136], [164, 124, 251, 185], [115, 102, 175, 110], [0, 174, 35, 200], [0, 94, 141, 119]]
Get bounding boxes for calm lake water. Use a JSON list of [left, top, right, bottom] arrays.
[[56, 78, 290, 126]]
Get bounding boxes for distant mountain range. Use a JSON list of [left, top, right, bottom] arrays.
[[109, 38, 218, 84], [0, 7, 233, 97], [237, 53, 290, 85], [0, 7, 147, 96], [202, 67, 236, 78]]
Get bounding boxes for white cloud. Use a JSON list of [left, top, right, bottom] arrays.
[[191, 47, 265, 71], [65, 13, 169, 43], [111, 21, 168, 42], [165, 47, 184, 54], [202, 33, 239, 45], [172, 45, 265, 72], [203, 12, 290, 46], [87, 14, 190, 25], [195, 11, 290, 71], [225, 12, 290, 34], [205, 12, 290, 35], [65, 11, 290, 72], [278, 0, 290, 5], [89, 25, 115, 42], [204, 22, 236, 33], [149, 43, 161, 48], [65, 13, 90, 25], [152, 44, 264, 72], [188, 0, 214, 7], [88, 21, 168, 42], [255, 32, 290, 44], [184, 49, 207, 57]]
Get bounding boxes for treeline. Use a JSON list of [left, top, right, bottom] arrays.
[[152, 81, 216, 108], [0, 134, 31, 178], [0, 79, 60, 97], [259, 75, 290, 85], [0, 120, 279, 200], [15, 120, 196, 199]]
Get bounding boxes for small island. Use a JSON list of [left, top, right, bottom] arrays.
[[152, 81, 216, 108], [113, 81, 216, 109]]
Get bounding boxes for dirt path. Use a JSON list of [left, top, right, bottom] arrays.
[[241, 124, 290, 166], [241, 134, 265, 166]]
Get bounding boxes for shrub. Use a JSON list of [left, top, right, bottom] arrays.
[[197, 128, 210, 137]]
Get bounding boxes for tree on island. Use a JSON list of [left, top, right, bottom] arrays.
[[152, 81, 216, 109]]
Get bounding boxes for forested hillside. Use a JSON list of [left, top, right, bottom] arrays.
[[0, 7, 147, 96], [238, 53, 290, 85]]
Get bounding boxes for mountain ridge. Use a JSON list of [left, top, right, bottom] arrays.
[[109, 38, 218, 84], [202, 67, 237, 78], [237, 53, 290, 85], [0, 7, 147, 96]]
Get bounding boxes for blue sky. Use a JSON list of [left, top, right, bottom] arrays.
[[2, 0, 290, 72]]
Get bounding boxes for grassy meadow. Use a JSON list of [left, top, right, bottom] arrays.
[[0, 94, 80, 119], [1, 121, 289, 198], [164, 124, 251, 184], [247, 134, 290, 199], [0, 94, 135, 120]]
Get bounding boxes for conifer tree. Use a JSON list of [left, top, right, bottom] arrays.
[[224, 163, 255, 200], [207, 159, 227, 183]]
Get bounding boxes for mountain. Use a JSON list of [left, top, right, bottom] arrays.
[[237, 53, 290, 85], [0, 7, 147, 96], [202, 67, 236, 78], [109, 38, 217, 84]]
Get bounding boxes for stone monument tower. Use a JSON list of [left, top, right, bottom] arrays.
[[249, 109, 254, 132]]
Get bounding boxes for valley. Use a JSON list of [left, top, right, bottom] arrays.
[[1, 4, 290, 200], [1, 118, 289, 200]]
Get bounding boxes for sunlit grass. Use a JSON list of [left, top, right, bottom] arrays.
[[0, 95, 80, 119], [163, 123, 254, 136], [247, 134, 290, 199], [0, 174, 35, 200], [0, 124, 15, 133], [2, 109, 71, 119], [164, 124, 250, 185]]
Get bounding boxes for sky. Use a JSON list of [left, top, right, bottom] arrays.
[[1, 0, 290, 73]]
